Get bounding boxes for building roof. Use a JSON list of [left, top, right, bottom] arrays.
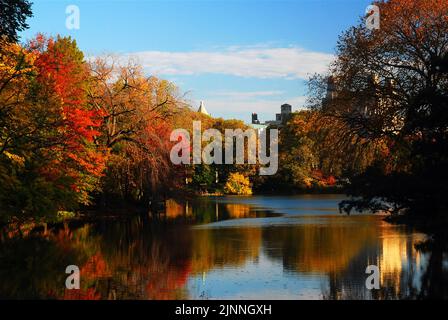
[[197, 101, 209, 116]]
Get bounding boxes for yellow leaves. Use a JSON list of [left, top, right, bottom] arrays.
[[224, 173, 252, 195], [302, 177, 313, 188], [0, 41, 36, 69], [4, 151, 25, 167], [0, 40, 37, 96]]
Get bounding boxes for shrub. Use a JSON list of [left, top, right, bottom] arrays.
[[224, 173, 252, 195]]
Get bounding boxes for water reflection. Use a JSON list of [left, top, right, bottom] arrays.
[[164, 198, 282, 224], [0, 195, 445, 299]]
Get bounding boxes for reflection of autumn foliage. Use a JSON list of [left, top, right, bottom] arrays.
[[189, 227, 261, 274], [50, 219, 193, 299], [225, 203, 252, 218], [263, 217, 379, 274], [60, 253, 111, 300], [1, 210, 434, 300], [63, 287, 101, 300], [165, 199, 188, 219], [145, 260, 192, 300], [81, 253, 112, 280], [42, 216, 262, 299]]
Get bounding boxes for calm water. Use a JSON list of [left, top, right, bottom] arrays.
[[0, 195, 443, 299]]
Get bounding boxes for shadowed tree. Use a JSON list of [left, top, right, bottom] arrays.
[[0, 0, 33, 42], [310, 0, 448, 220]]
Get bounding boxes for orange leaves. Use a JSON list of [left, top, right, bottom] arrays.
[[63, 287, 101, 300], [377, 0, 447, 46]]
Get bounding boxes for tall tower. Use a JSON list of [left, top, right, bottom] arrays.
[[322, 76, 337, 111], [326, 76, 336, 100], [197, 101, 210, 116]]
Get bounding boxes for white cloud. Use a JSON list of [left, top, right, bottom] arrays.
[[210, 90, 285, 99], [124, 46, 333, 79]]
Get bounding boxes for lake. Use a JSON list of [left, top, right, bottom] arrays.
[[0, 195, 439, 299]]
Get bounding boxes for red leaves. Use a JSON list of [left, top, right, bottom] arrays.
[[31, 35, 108, 201], [63, 107, 102, 143]]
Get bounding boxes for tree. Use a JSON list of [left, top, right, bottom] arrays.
[[0, 35, 107, 223], [0, 37, 68, 222], [88, 57, 183, 207], [210, 118, 257, 187], [311, 0, 448, 218], [31, 35, 107, 205], [259, 110, 341, 192], [0, 0, 33, 42]]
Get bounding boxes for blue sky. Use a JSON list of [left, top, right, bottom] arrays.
[[21, 0, 373, 123]]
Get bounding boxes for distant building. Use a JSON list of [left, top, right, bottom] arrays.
[[278, 103, 292, 122], [197, 101, 210, 116], [251, 113, 260, 124], [322, 74, 403, 135], [250, 103, 292, 129]]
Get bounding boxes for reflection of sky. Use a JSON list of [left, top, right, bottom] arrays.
[[187, 251, 326, 300]]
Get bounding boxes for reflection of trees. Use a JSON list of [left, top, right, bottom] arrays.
[[417, 234, 448, 299], [262, 218, 378, 274], [0, 236, 88, 299], [1, 206, 447, 300], [0, 213, 264, 299], [375, 226, 423, 299], [74, 217, 262, 299], [78, 216, 193, 299], [224, 203, 251, 218], [0, 218, 195, 300], [164, 198, 218, 223], [163, 199, 278, 224], [322, 225, 428, 300], [189, 227, 261, 273]]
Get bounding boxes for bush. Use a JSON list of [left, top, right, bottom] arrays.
[[224, 173, 252, 195]]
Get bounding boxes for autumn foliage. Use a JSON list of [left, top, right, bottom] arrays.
[[0, 34, 183, 222]]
